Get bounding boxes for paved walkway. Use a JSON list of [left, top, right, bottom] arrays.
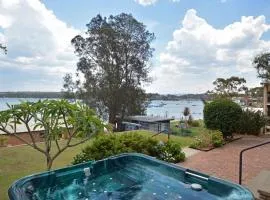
[[178, 135, 270, 185], [182, 147, 200, 157]]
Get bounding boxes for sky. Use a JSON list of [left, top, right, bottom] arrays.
[[1, 0, 270, 94]]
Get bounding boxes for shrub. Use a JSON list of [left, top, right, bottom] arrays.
[[72, 132, 185, 165], [204, 99, 242, 138], [158, 141, 185, 163], [236, 110, 266, 135], [211, 130, 224, 147], [189, 120, 200, 127], [190, 132, 212, 149], [189, 129, 224, 149]]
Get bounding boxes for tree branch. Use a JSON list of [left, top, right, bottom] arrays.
[[67, 136, 91, 147], [55, 139, 61, 152], [0, 127, 35, 148], [62, 111, 72, 137], [19, 117, 36, 144]]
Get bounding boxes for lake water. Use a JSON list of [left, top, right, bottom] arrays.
[[0, 98, 204, 119]]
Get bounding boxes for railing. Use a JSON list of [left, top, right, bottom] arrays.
[[239, 140, 270, 185], [185, 171, 208, 181]]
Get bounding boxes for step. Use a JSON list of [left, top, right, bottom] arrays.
[[247, 170, 270, 199]]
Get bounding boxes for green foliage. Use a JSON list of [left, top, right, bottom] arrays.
[[187, 115, 193, 124], [70, 13, 155, 123], [158, 140, 185, 163], [190, 129, 224, 149], [190, 132, 212, 149], [211, 130, 224, 147], [0, 135, 8, 146], [0, 99, 105, 170], [236, 110, 266, 135], [204, 99, 242, 138], [183, 107, 190, 117], [211, 76, 247, 98], [189, 119, 200, 127], [170, 120, 202, 137], [253, 52, 270, 81], [72, 132, 185, 165], [247, 87, 263, 98]]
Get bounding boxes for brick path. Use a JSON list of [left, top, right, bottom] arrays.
[[178, 135, 270, 185]]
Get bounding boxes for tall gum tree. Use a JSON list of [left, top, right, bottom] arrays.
[[70, 13, 155, 123], [212, 76, 247, 98]]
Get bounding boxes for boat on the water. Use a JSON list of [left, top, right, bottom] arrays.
[[148, 102, 166, 108]]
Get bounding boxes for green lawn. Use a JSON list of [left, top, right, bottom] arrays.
[[0, 140, 89, 199], [133, 130, 196, 147], [0, 129, 201, 199], [170, 120, 205, 137]]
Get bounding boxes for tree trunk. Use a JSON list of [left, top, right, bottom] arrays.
[[46, 156, 53, 171], [168, 131, 170, 140], [109, 109, 116, 124]]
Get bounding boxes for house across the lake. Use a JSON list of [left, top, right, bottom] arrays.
[[122, 115, 174, 133]]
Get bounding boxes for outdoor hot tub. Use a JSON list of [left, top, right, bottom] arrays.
[[8, 153, 254, 200]]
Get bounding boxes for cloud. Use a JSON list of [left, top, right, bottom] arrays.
[[135, 0, 157, 6], [0, 0, 79, 91], [135, 0, 179, 6], [147, 9, 270, 94]]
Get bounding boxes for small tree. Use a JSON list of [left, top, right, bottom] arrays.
[[0, 99, 106, 170], [204, 99, 242, 139], [236, 109, 266, 135], [183, 107, 190, 128]]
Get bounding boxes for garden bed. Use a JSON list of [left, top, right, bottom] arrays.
[[190, 136, 242, 151], [224, 136, 243, 143], [190, 146, 215, 152]]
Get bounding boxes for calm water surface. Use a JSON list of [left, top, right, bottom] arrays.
[[0, 98, 203, 119]]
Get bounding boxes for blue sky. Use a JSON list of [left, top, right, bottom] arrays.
[[1, 0, 270, 93]]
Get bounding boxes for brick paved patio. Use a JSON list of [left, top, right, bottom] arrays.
[[178, 135, 270, 185]]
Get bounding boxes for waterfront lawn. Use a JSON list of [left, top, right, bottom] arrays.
[[170, 120, 204, 137], [0, 130, 196, 199], [133, 130, 195, 147]]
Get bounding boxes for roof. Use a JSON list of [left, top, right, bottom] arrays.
[[121, 121, 142, 127], [126, 115, 174, 123]]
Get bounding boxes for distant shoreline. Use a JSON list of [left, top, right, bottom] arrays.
[[0, 92, 64, 99], [0, 92, 206, 101]]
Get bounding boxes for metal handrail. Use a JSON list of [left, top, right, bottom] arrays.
[[239, 140, 270, 184], [185, 171, 209, 181]]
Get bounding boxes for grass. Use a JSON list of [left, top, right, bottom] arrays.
[[0, 128, 203, 199], [131, 130, 196, 147], [0, 140, 89, 200], [170, 120, 205, 137]]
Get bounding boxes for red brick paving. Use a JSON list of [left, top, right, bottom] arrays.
[[178, 135, 270, 186]]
